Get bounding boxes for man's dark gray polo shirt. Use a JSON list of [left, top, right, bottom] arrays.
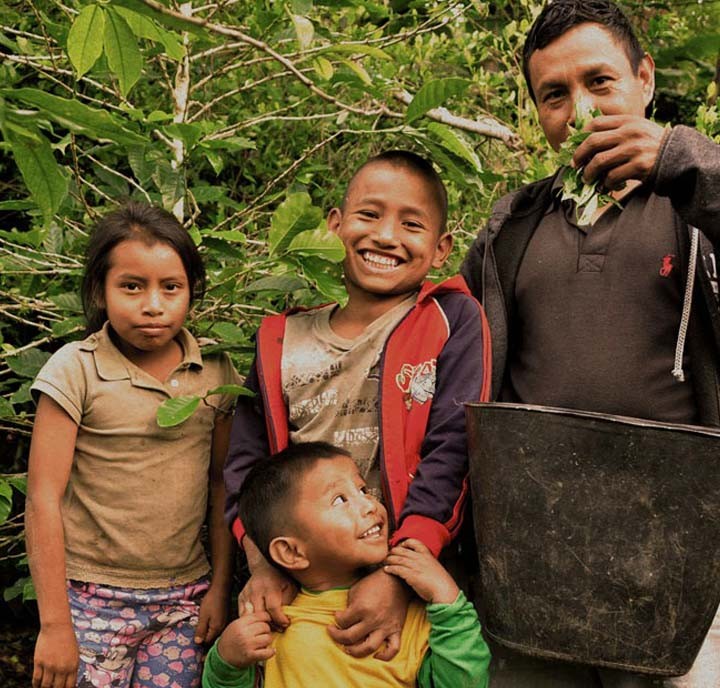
[[501, 177, 698, 423]]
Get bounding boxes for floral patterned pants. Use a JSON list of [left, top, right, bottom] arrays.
[[68, 578, 209, 688]]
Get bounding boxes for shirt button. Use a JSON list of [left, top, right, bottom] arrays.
[[170, 379, 179, 388]]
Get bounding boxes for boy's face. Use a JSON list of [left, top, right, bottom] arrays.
[[328, 162, 452, 303], [290, 456, 389, 578], [527, 22, 655, 151]]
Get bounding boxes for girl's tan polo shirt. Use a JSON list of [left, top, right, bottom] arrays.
[[31, 323, 240, 588]]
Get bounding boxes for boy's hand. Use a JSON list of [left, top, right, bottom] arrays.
[[216, 604, 275, 669], [32, 622, 79, 688], [195, 583, 229, 645], [573, 115, 667, 191], [237, 562, 298, 630], [327, 568, 411, 661], [384, 539, 459, 605]]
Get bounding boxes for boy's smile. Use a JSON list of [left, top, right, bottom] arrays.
[[528, 22, 654, 151], [328, 162, 452, 309], [287, 456, 389, 588]]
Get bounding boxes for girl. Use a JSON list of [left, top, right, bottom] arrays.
[[25, 203, 238, 688]]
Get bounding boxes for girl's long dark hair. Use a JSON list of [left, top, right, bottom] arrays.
[[80, 202, 206, 334]]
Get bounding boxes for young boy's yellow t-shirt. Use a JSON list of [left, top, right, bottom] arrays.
[[266, 587, 430, 688]]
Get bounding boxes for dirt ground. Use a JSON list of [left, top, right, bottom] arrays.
[[0, 621, 36, 687]]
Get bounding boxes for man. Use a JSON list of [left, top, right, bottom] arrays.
[[461, 1, 720, 686]]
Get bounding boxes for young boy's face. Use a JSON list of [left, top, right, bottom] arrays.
[[290, 455, 389, 578], [527, 22, 654, 151], [328, 162, 452, 303]]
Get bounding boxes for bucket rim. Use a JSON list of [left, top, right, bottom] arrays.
[[464, 401, 720, 439]]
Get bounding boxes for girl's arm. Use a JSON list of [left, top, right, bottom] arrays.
[[25, 394, 80, 688], [196, 413, 236, 645]]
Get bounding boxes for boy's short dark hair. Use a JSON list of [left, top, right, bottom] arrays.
[[522, 0, 645, 103], [237, 442, 352, 563], [343, 150, 449, 232]]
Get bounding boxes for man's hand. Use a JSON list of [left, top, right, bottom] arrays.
[[32, 622, 79, 688], [237, 562, 298, 630], [195, 582, 229, 645], [216, 604, 275, 669], [384, 539, 459, 605], [573, 115, 667, 190], [327, 568, 411, 661]]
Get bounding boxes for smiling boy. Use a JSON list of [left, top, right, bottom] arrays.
[[224, 150, 491, 659], [461, 1, 720, 686], [205, 443, 490, 688]]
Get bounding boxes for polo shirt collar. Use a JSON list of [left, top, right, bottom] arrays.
[[78, 322, 203, 381]]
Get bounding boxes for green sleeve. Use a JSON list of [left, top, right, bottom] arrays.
[[417, 590, 491, 688], [202, 640, 257, 688]]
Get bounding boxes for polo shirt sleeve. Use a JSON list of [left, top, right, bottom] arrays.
[[30, 343, 87, 425]]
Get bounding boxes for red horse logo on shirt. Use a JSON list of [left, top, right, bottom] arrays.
[[660, 254, 675, 277]]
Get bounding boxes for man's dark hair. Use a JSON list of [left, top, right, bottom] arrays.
[[522, 0, 645, 103], [342, 149, 449, 232], [237, 442, 352, 563]]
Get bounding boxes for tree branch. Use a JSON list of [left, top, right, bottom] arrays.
[[392, 90, 523, 150]]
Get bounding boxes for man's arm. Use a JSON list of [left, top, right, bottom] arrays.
[[393, 294, 490, 556], [575, 117, 720, 239], [651, 124, 720, 239]]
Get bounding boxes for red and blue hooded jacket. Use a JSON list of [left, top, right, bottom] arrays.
[[224, 275, 491, 557]]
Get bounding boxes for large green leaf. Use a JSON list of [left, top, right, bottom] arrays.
[[0, 397, 14, 419], [286, 226, 345, 262], [426, 122, 482, 173], [156, 395, 201, 427], [301, 257, 347, 305], [113, 5, 185, 61], [6, 349, 51, 378], [321, 44, 391, 61], [67, 4, 106, 78], [211, 322, 247, 344], [291, 14, 314, 49], [104, 8, 143, 97], [0, 480, 12, 524], [206, 384, 254, 398], [8, 476, 27, 495], [6, 128, 67, 225], [269, 192, 324, 256], [246, 274, 306, 293], [7, 89, 146, 145], [110, 0, 206, 37], [405, 78, 471, 124]]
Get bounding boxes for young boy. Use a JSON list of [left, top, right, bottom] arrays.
[[224, 150, 491, 657], [205, 443, 491, 687]]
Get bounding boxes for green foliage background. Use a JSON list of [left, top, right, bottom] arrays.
[[0, 0, 718, 615]]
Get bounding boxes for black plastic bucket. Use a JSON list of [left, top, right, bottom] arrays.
[[466, 402, 720, 676]]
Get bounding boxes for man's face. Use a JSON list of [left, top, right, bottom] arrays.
[[527, 22, 655, 151]]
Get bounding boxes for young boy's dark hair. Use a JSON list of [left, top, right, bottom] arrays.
[[342, 149, 449, 231], [237, 442, 350, 563], [522, 0, 645, 103]]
